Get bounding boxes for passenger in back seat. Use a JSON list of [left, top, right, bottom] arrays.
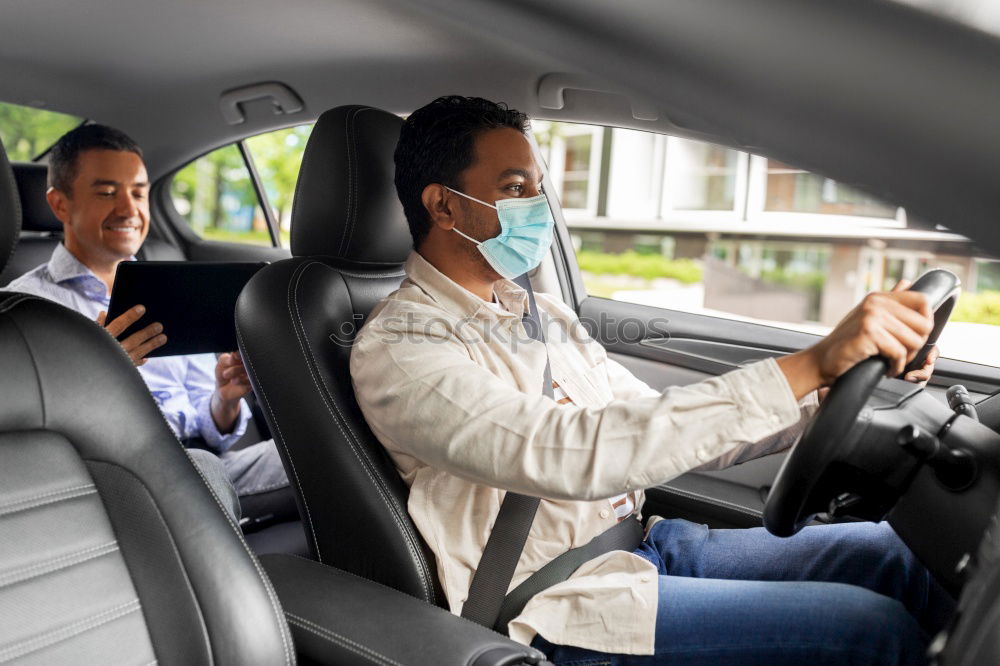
[[3, 124, 291, 525]]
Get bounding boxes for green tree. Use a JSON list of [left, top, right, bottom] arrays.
[[0, 102, 82, 161], [245, 124, 312, 228]]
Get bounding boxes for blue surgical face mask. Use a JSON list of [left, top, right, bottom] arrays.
[[445, 186, 555, 280]]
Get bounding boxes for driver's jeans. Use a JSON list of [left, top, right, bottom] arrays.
[[531, 519, 955, 665]]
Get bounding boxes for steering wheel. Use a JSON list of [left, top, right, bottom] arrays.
[[763, 269, 961, 537]]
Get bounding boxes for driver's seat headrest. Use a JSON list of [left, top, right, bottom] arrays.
[[290, 105, 412, 268], [0, 139, 22, 276]]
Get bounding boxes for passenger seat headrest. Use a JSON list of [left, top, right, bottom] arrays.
[[290, 105, 412, 267], [13, 163, 62, 233], [0, 140, 22, 275]]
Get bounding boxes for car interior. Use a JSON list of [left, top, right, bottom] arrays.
[[3, 0, 1000, 664]]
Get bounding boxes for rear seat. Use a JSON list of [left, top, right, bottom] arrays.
[[0, 162, 184, 286]]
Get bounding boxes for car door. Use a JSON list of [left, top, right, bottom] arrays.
[[533, 120, 1000, 528], [150, 126, 316, 264]]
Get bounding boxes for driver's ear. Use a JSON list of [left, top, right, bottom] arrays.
[[422, 184, 459, 231]]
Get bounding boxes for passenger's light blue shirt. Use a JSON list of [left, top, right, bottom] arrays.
[[3, 243, 251, 452]]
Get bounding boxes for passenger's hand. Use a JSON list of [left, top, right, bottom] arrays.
[[777, 287, 933, 398], [211, 352, 251, 434], [96, 305, 166, 367], [215, 351, 251, 402]]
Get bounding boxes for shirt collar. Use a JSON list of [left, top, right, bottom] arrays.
[[403, 251, 528, 320], [46, 243, 136, 302], [47, 242, 98, 284]]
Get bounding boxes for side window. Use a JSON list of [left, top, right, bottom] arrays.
[[169, 123, 312, 247], [535, 120, 999, 366], [244, 124, 312, 247], [170, 144, 268, 246], [0, 101, 82, 161]]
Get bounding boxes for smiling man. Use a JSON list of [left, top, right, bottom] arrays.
[[4, 124, 289, 522], [351, 96, 951, 665]]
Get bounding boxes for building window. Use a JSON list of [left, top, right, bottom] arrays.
[[662, 137, 747, 221], [669, 140, 740, 211]]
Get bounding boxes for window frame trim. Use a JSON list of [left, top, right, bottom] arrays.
[[237, 139, 281, 247]]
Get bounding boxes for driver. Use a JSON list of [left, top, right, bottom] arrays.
[[350, 96, 952, 665]]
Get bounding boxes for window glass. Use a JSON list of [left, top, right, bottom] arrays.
[[536, 120, 1000, 366], [669, 139, 739, 211], [561, 133, 593, 209], [0, 101, 83, 161], [244, 124, 313, 246], [764, 160, 897, 218], [170, 144, 269, 246]]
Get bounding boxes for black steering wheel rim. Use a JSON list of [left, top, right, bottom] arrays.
[[763, 269, 961, 537]]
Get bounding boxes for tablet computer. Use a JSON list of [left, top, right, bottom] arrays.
[[107, 261, 267, 358]]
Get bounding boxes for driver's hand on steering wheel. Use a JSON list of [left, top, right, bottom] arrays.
[[777, 279, 934, 399], [889, 280, 939, 385]]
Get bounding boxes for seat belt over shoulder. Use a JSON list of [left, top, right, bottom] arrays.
[[460, 273, 644, 634]]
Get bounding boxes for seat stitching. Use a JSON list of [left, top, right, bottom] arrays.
[[134, 402, 293, 666], [0, 599, 141, 662], [288, 261, 434, 601], [0, 293, 35, 314], [290, 262, 432, 598], [0, 483, 96, 517], [0, 540, 119, 589], [324, 267, 404, 280], [285, 612, 402, 666], [340, 107, 369, 258], [173, 433, 293, 665], [6, 300, 289, 663], [238, 285, 321, 559], [339, 107, 360, 256]]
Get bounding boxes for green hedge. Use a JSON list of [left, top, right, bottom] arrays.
[[952, 290, 1000, 326], [576, 250, 703, 283]]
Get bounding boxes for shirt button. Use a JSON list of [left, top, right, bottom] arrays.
[[599, 509, 610, 519], [639, 575, 652, 584]]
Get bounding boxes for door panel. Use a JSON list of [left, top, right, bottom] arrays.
[[591, 295, 1000, 528], [183, 238, 290, 263]]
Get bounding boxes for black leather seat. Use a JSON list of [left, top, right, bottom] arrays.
[[0, 142, 294, 665], [0, 162, 184, 287], [236, 105, 442, 603], [0, 136, 549, 665]]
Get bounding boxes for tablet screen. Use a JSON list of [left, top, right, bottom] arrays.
[[107, 261, 267, 357]]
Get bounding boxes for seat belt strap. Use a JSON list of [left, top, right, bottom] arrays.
[[494, 515, 644, 633], [460, 273, 549, 628], [463, 275, 644, 634]]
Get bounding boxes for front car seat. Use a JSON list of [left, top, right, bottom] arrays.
[[0, 133, 548, 666], [0, 141, 295, 664], [236, 105, 441, 602]]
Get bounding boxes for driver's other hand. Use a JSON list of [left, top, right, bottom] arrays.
[[96, 305, 167, 367], [810, 286, 933, 385]]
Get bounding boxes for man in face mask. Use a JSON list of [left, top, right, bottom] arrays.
[[350, 96, 949, 664]]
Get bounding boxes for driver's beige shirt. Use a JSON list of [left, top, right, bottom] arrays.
[[350, 252, 812, 655]]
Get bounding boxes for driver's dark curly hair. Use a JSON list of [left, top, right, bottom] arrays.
[[394, 96, 529, 249]]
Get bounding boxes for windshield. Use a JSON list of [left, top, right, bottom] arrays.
[[0, 101, 84, 161], [893, 0, 1000, 37]]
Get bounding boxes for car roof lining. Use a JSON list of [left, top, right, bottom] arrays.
[[1, 0, 998, 256]]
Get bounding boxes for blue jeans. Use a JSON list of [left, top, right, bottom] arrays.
[[532, 519, 954, 665]]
